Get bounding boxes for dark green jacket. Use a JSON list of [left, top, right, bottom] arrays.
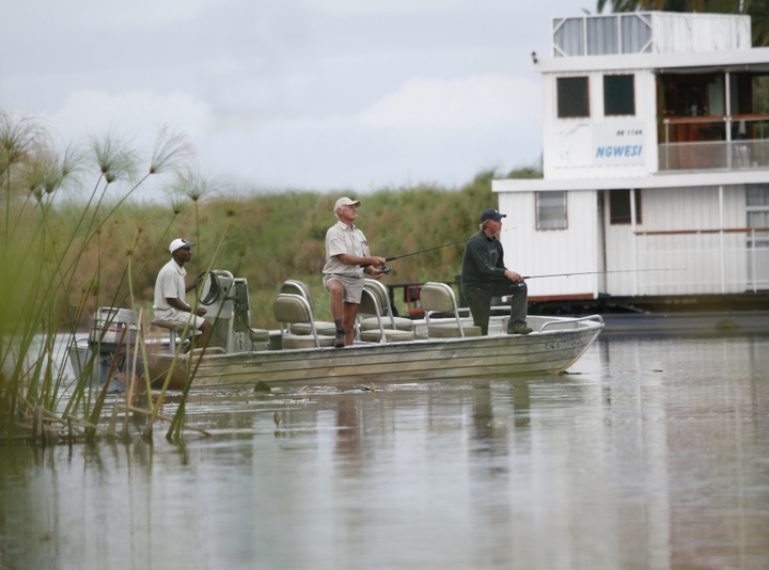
[[460, 230, 507, 289]]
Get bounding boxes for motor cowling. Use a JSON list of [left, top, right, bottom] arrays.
[[88, 307, 137, 350]]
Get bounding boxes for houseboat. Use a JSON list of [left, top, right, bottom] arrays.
[[492, 12, 769, 328]]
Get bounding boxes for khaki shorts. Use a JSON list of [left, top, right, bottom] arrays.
[[323, 274, 364, 304]]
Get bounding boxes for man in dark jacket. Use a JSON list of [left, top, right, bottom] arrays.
[[460, 208, 531, 335]]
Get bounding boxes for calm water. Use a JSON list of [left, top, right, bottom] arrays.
[[1, 334, 768, 570]]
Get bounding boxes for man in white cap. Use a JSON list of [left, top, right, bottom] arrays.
[[322, 197, 387, 347], [460, 208, 530, 336], [153, 238, 212, 349]]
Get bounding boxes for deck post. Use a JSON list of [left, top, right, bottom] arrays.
[[751, 228, 757, 293], [725, 71, 732, 169], [630, 188, 638, 295], [719, 185, 726, 294]]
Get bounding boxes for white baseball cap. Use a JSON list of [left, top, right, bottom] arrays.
[[169, 238, 193, 253], [334, 196, 361, 211]]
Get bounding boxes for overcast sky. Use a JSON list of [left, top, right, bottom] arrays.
[[0, 0, 590, 200]]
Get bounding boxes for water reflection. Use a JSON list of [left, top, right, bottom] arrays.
[[1, 335, 768, 569]]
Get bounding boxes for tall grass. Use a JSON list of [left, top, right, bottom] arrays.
[[20, 168, 532, 330]]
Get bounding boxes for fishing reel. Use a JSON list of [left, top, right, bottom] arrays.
[[380, 265, 393, 275]]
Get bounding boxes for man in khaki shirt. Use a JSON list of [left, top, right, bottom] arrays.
[[322, 197, 387, 347]]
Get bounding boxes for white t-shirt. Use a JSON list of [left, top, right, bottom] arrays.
[[153, 258, 188, 321]]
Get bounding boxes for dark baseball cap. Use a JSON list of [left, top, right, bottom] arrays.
[[479, 208, 506, 222]]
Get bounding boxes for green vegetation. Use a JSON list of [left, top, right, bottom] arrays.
[[0, 111, 539, 445], [46, 168, 533, 331]]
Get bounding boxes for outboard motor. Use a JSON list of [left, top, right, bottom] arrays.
[[88, 307, 138, 391]]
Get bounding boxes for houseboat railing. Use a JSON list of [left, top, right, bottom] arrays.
[[631, 227, 769, 294], [659, 114, 769, 171], [385, 229, 768, 306]]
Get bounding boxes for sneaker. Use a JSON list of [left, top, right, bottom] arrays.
[[334, 330, 346, 348], [507, 324, 532, 335]]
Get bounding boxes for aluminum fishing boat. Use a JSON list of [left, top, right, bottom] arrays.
[[68, 271, 603, 390]]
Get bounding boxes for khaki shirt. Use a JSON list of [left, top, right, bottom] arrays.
[[322, 221, 370, 278]]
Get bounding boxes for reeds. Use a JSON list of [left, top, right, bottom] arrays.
[[0, 112, 214, 446]]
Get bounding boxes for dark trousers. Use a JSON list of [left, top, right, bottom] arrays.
[[463, 281, 528, 335]]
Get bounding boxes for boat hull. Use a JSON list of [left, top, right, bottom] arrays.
[[145, 316, 603, 389]]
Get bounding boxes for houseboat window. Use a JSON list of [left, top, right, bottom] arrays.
[[747, 185, 769, 228], [730, 73, 769, 115], [658, 72, 728, 145], [557, 77, 589, 118], [536, 191, 568, 230], [730, 73, 769, 140], [620, 14, 652, 54], [553, 18, 585, 57], [746, 186, 769, 269], [609, 189, 642, 224], [604, 75, 635, 116], [553, 14, 651, 57], [752, 75, 769, 114], [587, 17, 618, 55], [661, 72, 723, 116]]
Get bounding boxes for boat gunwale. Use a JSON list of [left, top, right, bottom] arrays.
[[167, 315, 605, 361]]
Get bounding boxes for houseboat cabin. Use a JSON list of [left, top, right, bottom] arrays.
[[493, 12, 769, 313]]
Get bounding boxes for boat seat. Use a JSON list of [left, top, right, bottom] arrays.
[[150, 318, 202, 352], [357, 287, 416, 343], [249, 328, 270, 343], [273, 293, 335, 349], [279, 279, 336, 336], [420, 282, 482, 338], [359, 278, 416, 333]]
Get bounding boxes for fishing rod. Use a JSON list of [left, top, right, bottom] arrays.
[[523, 268, 682, 280], [385, 239, 468, 262]]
